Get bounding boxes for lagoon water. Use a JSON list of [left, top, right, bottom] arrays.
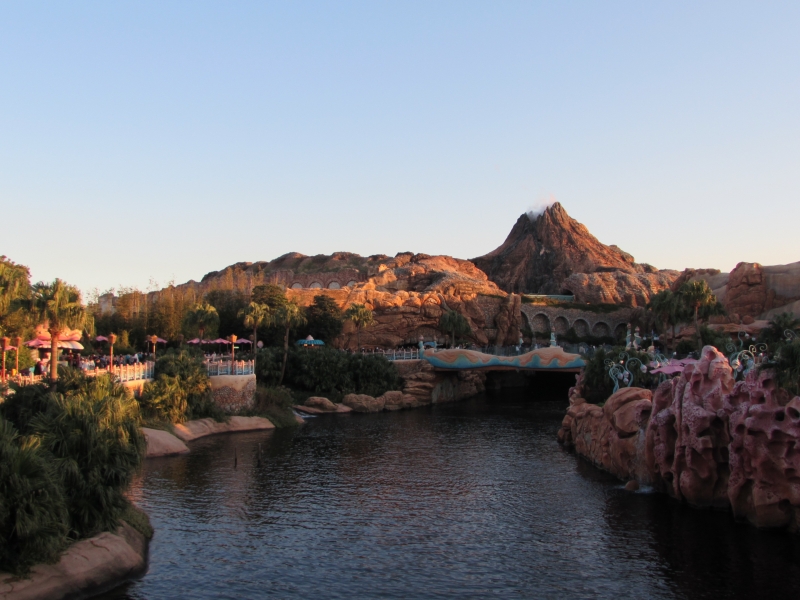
[[105, 386, 800, 599]]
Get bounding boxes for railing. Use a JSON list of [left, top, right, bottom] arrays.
[[523, 294, 575, 302], [205, 359, 255, 376], [8, 374, 45, 386], [356, 348, 421, 360], [110, 361, 155, 382]]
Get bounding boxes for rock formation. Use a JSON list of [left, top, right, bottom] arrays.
[[471, 203, 678, 305], [559, 346, 800, 530]]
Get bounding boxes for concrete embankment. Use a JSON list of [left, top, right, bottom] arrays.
[[144, 416, 275, 458], [0, 522, 147, 600], [559, 345, 800, 531]]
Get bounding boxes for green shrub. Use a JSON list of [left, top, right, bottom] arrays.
[[676, 339, 696, 356], [120, 503, 153, 540], [31, 390, 145, 538], [148, 349, 226, 422], [0, 419, 68, 575], [140, 375, 188, 423], [252, 385, 298, 428], [580, 346, 654, 404], [256, 347, 401, 401]]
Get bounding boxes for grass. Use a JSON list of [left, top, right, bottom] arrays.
[[521, 297, 626, 314]]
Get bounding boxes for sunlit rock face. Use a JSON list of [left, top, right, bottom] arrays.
[[471, 202, 678, 304], [560, 346, 800, 530]]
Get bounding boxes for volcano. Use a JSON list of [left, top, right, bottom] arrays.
[[471, 203, 658, 296]]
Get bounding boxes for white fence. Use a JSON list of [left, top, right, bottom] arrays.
[[109, 362, 155, 382], [359, 349, 421, 361], [205, 359, 255, 376]]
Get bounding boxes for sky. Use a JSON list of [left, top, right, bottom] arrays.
[[1, 1, 798, 296]]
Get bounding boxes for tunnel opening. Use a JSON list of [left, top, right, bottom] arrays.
[[484, 370, 575, 402]]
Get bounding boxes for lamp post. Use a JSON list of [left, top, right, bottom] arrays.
[[13, 336, 21, 376], [1, 337, 9, 382], [108, 333, 117, 376], [149, 335, 158, 361], [229, 334, 237, 367]]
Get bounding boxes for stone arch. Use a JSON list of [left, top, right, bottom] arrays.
[[309, 282, 323, 289], [613, 323, 627, 340], [592, 321, 611, 338], [291, 283, 303, 290], [573, 318, 590, 337], [328, 281, 341, 290], [553, 316, 569, 335], [531, 313, 550, 333], [346, 280, 358, 288]]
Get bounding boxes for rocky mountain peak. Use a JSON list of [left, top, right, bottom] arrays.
[[472, 203, 650, 296]]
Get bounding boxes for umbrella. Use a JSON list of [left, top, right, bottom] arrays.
[[186, 338, 201, 344], [25, 339, 84, 350], [96, 335, 109, 342], [296, 339, 325, 346], [237, 339, 252, 345], [156, 337, 168, 344], [212, 338, 230, 344]]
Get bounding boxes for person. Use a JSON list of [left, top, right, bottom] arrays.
[[34, 358, 44, 376]]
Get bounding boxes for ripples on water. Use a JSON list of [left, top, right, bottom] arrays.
[[104, 385, 800, 599]]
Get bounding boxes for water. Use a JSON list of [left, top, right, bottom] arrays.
[[104, 386, 800, 599]]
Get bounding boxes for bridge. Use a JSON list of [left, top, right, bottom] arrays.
[[421, 347, 585, 372]]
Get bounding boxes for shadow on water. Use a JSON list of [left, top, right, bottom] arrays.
[[103, 381, 800, 599]]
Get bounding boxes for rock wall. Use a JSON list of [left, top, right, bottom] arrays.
[[559, 346, 800, 530], [209, 374, 257, 413]]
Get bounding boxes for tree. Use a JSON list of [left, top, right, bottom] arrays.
[[206, 289, 250, 339], [0, 256, 31, 317], [30, 279, 85, 383], [274, 300, 307, 385], [251, 284, 288, 310], [182, 303, 220, 341], [759, 312, 800, 346], [677, 280, 722, 351], [648, 290, 681, 351], [344, 303, 374, 348], [439, 310, 472, 348], [306, 295, 344, 343], [238, 302, 271, 349]]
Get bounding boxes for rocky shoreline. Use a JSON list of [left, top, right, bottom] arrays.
[[0, 522, 148, 600], [558, 345, 800, 531]]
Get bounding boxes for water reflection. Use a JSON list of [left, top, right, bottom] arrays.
[[104, 389, 800, 599]]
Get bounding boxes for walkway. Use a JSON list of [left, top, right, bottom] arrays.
[[421, 347, 585, 372]]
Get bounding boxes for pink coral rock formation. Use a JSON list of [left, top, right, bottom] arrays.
[[559, 345, 800, 530]]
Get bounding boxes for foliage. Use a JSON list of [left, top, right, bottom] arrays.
[[759, 312, 800, 346], [143, 350, 226, 422], [676, 339, 696, 356], [770, 339, 800, 396], [439, 310, 472, 347], [677, 280, 723, 351], [182, 302, 220, 340], [255, 347, 401, 401], [305, 295, 344, 343], [344, 303, 374, 347], [0, 371, 146, 572], [120, 503, 153, 540], [251, 385, 298, 428], [6, 345, 35, 373], [0, 419, 68, 575], [206, 289, 250, 339], [274, 300, 308, 385], [559, 327, 614, 346], [29, 279, 86, 382], [251, 284, 288, 310], [239, 302, 272, 348], [580, 346, 654, 404]]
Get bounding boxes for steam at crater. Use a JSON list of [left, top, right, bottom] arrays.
[[526, 198, 557, 221]]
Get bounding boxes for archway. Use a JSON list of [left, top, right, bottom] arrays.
[[531, 313, 550, 333], [592, 322, 611, 338], [553, 316, 569, 335], [291, 283, 303, 290], [328, 282, 341, 290], [613, 323, 628, 341], [346, 280, 358, 288], [310, 282, 323, 289], [573, 318, 590, 337]]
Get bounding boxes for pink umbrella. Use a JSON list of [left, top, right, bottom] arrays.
[[212, 338, 230, 344], [237, 339, 252, 345], [96, 335, 109, 342], [186, 338, 201, 344], [156, 337, 168, 344]]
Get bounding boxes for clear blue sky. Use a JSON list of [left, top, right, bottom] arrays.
[[2, 1, 798, 295]]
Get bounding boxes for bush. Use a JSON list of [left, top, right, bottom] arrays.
[[252, 385, 298, 428], [580, 346, 654, 404], [256, 347, 401, 401], [0, 373, 146, 572], [676, 339, 696, 356], [145, 349, 226, 422], [0, 419, 68, 575]]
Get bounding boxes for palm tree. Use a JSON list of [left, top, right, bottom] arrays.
[[238, 302, 271, 349], [0, 256, 30, 316], [274, 300, 307, 385], [439, 310, 472, 348], [30, 279, 85, 383], [344, 303, 374, 348], [760, 312, 800, 346], [677, 280, 720, 351], [183, 303, 220, 342], [648, 290, 679, 351]]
